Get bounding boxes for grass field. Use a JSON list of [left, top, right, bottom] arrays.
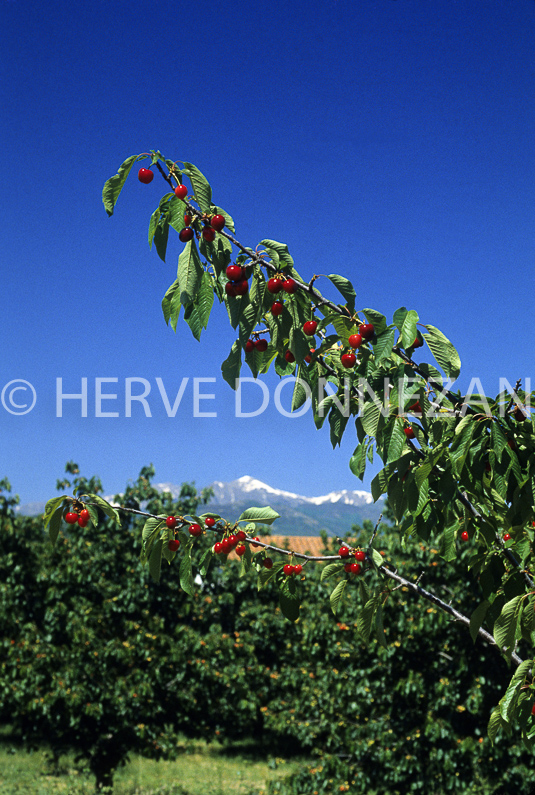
[[0, 736, 309, 795]]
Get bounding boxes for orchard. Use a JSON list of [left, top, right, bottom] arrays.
[[38, 151, 535, 777]]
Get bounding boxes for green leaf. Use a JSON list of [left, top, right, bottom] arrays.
[[326, 274, 356, 312], [329, 579, 347, 615], [179, 549, 194, 595], [349, 442, 367, 480], [197, 270, 215, 330], [493, 594, 523, 659], [370, 549, 384, 569], [43, 495, 66, 527], [182, 162, 212, 212], [279, 588, 300, 622], [362, 308, 387, 335], [161, 279, 182, 330], [399, 309, 419, 350], [488, 708, 507, 744], [102, 154, 140, 216], [357, 595, 380, 643], [48, 507, 63, 545], [499, 660, 532, 722], [153, 218, 170, 262], [373, 326, 397, 364], [221, 341, 242, 390], [238, 506, 280, 525], [177, 240, 204, 306], [321, 562, 344, 582], [148, 538, 163, 584], [422, 324, 461, 380], [86, 493, 121, 525], [260, 240, 294, 268], [361, 399, 384, 438]]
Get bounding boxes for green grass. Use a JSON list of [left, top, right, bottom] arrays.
[[0, 737, 309, 795]]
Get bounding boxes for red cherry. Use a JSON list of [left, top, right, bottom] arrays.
[[214, 541, 223, 554], [282, 279, 297, 294], [79, 509, 90, 523], [205, 517, 216, 528], [251, 537, 261, 548], [294, 563, 303, 575], [339, 546, 350, 558], [166, 516, 178, 529], [189, 523, 202, 537], [174, 184, 188, 200], [168, 539, 180, 552], [179, 227, 194, 243], [234, 279, 249, 296], [531, 702, 535, 716], [271, 301, 284, 317], [65, 512, 78, 525], [503, 533, 511, 541], [221, 538, 233, 554], [255, 339, 268, 352], [263, 557, 273, 569], [341, 352, 356, 368], [283, 564, 294, 576], [202, 226, 216, 242], [236, 543, 246, 557], [350, 562, 362, 574], [228, 534, 237, 547], [404, 427, 416, 440], [348, 334, 363, 348], [412, 336, 424, 348], [225, 281, 237, 297], [461, 531, 469, 541], [211, 214, 225, 232], [184, 214, 192, 226], [285, 351, 295, 363], [267, 278, 283, 293], [236, 530, 246, 542], [358, 323, 375, 340], [408, 401, 422, 415], [138, 168, 154, 184], [77, 516, 89, 528], [305, 348, 315, 364], [344, 562, 352, 573], [355, 550, 366, 562], [245, 339, 255, 353], [226, 265, 244, 282], [303, 320, 318, 336]]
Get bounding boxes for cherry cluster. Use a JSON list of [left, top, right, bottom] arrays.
[[64, 507, 90, 528]]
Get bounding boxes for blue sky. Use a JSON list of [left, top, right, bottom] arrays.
[[1, 0, 534, 506]]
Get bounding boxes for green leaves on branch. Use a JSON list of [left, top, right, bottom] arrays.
[[102, 154, 144, 216]]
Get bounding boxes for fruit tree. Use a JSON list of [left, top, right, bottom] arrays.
[[43, 151, 535, 749]]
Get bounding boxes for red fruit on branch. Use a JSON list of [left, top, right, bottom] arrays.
[[226, 265, 244, 282], [236, 543, 246, 556], [339, 546, 350, 558], [252, 537, 261, 548], [168, 539, 180, 552], [271, 301, 284, 317], [234, 279, 249, 295], [255, 339, 268, 352], [228, 534, 237, 547], [358, 323, 375, 340], [225, 281, 237, 297], [283, 564, 294, 576], [138, 168, 154, 184], [221, 538, 233, 554], [412, 336, 424, 348], [65, 512, 78, 525], [211, 214, 225, 231], [344, 563, 352, 573], [348, 334, 363, 348], [355, 550, 366, 562], [408, 401, 422, 415], [263, 557, 273, 569], [236, 530, 246, 542], [189, 523, 202, 537], [184, 214, 192, 226], [531, 703, 535, 716], [245, 339, 255, 353], [214, 542, 223, 554], [350, 562, 362, 574], [404, 427, 416, 440], [294, 563, 303, 575], [461, 531, 469, 541], [303, 320, 317, 336], [174, 184, 188, 200], [78, 515, 89, 528], [267, 277, 283, 293], [166, 516, 178, 529], [282, 279, 297, 293], [79, 509, 90, 523], [205, 517, 216, 528], [202, 226, 216, 242], [341, 352, 356, 368], [285, 351, 295, 363], [503, 533, 511, 541], [179, 227, 194, 243]]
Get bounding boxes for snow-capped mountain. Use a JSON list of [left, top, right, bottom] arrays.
[[18, 476, 384, 536], [155, 475, 383, 537]]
